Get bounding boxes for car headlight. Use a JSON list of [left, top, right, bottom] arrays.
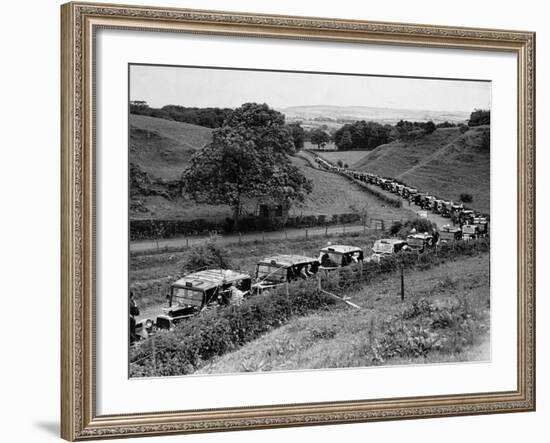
[[145, 319, 153, 329]]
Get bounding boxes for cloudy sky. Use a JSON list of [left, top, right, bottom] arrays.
[[130, 64, 490, 112]]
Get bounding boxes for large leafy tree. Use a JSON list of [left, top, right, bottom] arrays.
[[310, 128, 331, 149], [468, 109, 490, 127], [288, 122, 305, 151], [183, 103, 312, 229]]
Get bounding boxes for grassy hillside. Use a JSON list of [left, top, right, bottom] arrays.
[[130, 114, 212, 180], [130, 114, 417, 222], [198, 253, 490, 374], [353, 127, 490, 213], [290, 156, 414, 219]]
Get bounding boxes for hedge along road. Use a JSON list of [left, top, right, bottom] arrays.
[[131, 223, 370, 253], [130, 182, 451, 253], [130, 203, 450, 253]]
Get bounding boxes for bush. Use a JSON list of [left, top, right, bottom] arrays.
[[459, 193, 473, 203], [468, 109, 490, 127], [390, 218, 437, 238], [180, 240, 233, 273], [370, 293, 485, 364]]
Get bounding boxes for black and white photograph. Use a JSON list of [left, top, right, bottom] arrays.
[[128, 64, 491, 378]]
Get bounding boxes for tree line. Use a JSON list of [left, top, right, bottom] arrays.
[[309, 109, 490, 150], [130, 101, 233, 128]]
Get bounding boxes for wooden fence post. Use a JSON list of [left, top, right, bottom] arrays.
[[151, 335, 156, 371], [400, 265, 405, 301]]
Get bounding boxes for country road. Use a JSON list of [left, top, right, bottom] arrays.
[[130, 223, 370, 252], [130, 201, 449, 253]]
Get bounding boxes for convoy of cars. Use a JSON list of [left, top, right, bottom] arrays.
[[318, 245, 364, 270], [156, 269, 252, 330], [129, 156, 490, 341], [252, 254, 320, 294], [368, 238, 409, 263]]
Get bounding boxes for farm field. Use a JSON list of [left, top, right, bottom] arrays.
[[353, 126, 490, 214], [198, 253, 490, 374]]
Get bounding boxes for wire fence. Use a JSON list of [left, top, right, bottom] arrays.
[[130, 217, 410, 254]]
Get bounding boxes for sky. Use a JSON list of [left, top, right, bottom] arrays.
[[130, 64, 491, 113]]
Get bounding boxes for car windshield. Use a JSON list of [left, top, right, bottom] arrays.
[[172, 287, 204, 307], [408, 237, 424, 247], [257, 264, 287, 283], [373, 242, 394, 254], [319, 252, 343, 266]]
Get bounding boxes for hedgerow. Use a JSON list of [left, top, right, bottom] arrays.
[[130, 280, 336, 377]]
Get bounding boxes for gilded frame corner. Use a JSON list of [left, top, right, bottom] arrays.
[[61, 1, 536, 440]]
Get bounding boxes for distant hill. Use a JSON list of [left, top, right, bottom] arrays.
[[130, 114, 212, 180], [280, 105, 470, 126], [352, 126, 490, 213]]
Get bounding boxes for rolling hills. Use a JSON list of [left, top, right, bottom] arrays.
[[280, 105, 470, 126], [129, 114, 415, 222], [351, 126, 490, 213], [130, 114, 212, 180], [129, 113, 489, 221]]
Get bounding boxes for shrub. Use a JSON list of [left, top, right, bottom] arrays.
[[390, 218, 437, 238], [459, 193, 473, 203], [369, 293, 485, 364], [468, 109, 490, 127], [180, 240, 233, 273]]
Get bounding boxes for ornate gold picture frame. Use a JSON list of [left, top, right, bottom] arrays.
[[61, 2, 535, 440]]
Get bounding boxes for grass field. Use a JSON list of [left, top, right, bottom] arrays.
[[289, 156, 415, 218], [130, 114, 213, 180], [315, 150, 370, 167], [197, 253, 490, 374], [353, 127, 490, 213]]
